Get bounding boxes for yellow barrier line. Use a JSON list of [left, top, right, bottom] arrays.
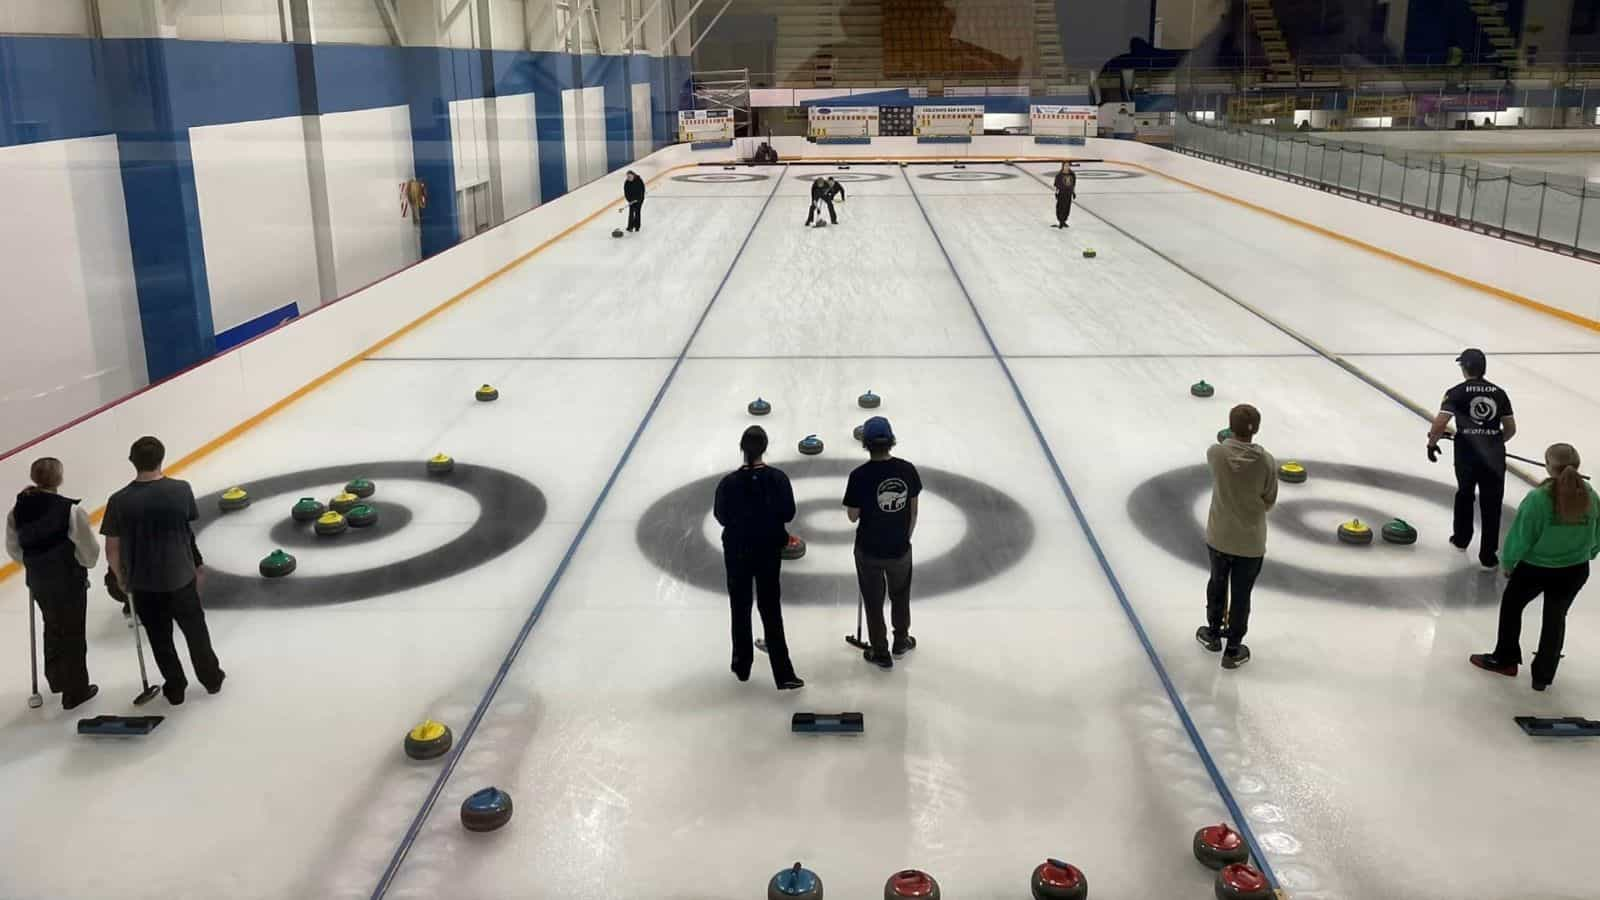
[[0, 163, 696, 586]]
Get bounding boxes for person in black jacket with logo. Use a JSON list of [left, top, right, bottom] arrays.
[[5, 458, 101, 709], [1428, 348, 1517, 569], [623, 170, 646, 232], [1053, 162, 1077, 228], [713, 426, 804, 690]]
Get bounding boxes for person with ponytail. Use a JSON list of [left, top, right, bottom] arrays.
[[712, 426, 804, 690], [1471, 443, 1600, 690]]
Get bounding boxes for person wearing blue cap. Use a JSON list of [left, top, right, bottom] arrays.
[[844, 416, 922, 669], [1428, 348, 1516, 569]]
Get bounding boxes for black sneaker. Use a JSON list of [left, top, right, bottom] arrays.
[[203, 670, 226, 695], [1532, 681, 1550, 692], [1221, 645, 1251, 670], [777, 677, 805, 691], [164, 685, 186, 706], [1449, 536, 1470, 552], [892, 635, 917, 657], [63, 684, 99, 711], [1195, 626, 1222, 652], [863, 648, 894, 670], [731, 662, 751, 683], [1480, 554, 1500, 572]]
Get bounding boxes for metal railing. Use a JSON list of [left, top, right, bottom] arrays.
[[1173, 116, 1600, 261]]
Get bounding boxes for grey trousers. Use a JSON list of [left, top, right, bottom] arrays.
[[855, 548, 913, 653]]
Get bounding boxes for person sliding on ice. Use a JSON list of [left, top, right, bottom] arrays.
[[1428, 348, 1516, 569], [805, 177, 829, 226], [1053, 162, 1077, 228], [844, 417, 921, 669], [102, 436, 225, 705], [1471, 443, 1600, 690], [623, 170, 645, 233], [6, 458, 101, 710], [1197, 404, 1277, 670], [713, 426, 804, 690]]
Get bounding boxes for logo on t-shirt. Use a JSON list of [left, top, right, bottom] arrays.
[[876, 478, 910, 513], [1468, 395, 1499, 424]]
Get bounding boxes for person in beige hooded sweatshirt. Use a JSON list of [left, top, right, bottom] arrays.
[[1197, 404, 1277, 669]]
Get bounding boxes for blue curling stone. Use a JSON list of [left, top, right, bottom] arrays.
[[460, 786, 513, 832], [798, 434, 824, 455], [748, 397, 772, 416], [769, 862, 824, 900]]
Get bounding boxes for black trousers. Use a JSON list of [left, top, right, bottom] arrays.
[[726, 550, 796, 685], [31, 573, 91, 698], [1494, 561, 1589, 684], [806, 198, 837, 225], [134, 580, 223, 692], [855, 548, 913, 654], [1206, 546, 1264, 649], [1453, 457, 1505, 563], [1056, 195, 1073, 226], [626, 200, 643, 231]]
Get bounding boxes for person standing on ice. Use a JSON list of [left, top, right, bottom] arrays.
[[1052, 162, 1077, 228], [1471, 443, 1600, 690], [623, 170, 645, 233], [1427, 348, 1516, 569], [713, 426, 804, 691], [102, 436, 225, 705], [6, 457, 101, 709], [844, 417, 921, 669], [1197, 404, 1277, 670]]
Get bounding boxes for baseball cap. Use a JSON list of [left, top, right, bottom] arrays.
[[862, 416, 895, 447], [1455, 348, 1486, 373]]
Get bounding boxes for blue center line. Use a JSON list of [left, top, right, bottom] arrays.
[[369, 164, 788, 900], [900, 166, 1284, 894]]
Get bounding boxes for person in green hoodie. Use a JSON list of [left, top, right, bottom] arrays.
[[1470, 443, 1600, 690], [1197, 404, 1278, 670]]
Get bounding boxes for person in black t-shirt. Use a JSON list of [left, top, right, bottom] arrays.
[[1428, 348, 1517, 569], [623, 171, 645, 232], [102, 436, 225, 705], [713, 426, 803, 690], [805, 177, 842, 226], [1052, 162, 1077, 228], [843, 416, 922, 669]]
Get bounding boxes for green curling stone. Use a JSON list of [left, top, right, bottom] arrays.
[[1082, 248, 1097, 259], [798, 434, 824, 456], [611, 228, 624, 238], [346, 504, 378, 528], [427, 453, 455, 475], [1278, 461, 1307, 484], [1217, 428, 1233, 444], [1191, 380, 1215, 398], [403, 720, 453, 761], [258, 549, 296, 578], [475, 384, 499, 402], [1382, 518, 1418, 545], [858, 390, 881, 409], [748, 397, 772, 416], [345, 478, 375, 499], [314, 511, 348, 536], [291, 497, 326, 523], [218, 487, 250, 512], [1337, 518, 1374, 545]]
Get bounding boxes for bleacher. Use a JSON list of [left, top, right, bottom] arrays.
[[882, 0, 1027, 78]]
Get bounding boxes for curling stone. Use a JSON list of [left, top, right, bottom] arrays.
[[460, 786, 513, 832], [815, 220, 828, 228], [748, 397, 772, 416], [1193, 823, 1250, 870], [854, 424, 866, 443], [885, 869, 940, 900], [782, 535, 807, 561], [427, 453, 455, 475], [798, 434, 824, 456], [345, 478, 375, 499], [314, 511, 348, 537], [611, 228, 624, 238], [1191, 380, 1215, 398], [258, 549, 296, 579], [403, 719, 453, 761], [1216, 428, 1233, 444], [1337, 518, 1373, 546], [858, 390, 881, 409], [329, 492, 360, 515], [291, 497, 326, 523], [346, 504, 378, 528], [769, 862, 824, 900], [1031, 859, 1088, 900], [1082, 249, 1097, 259], [1278, 462, 1307, 484], [475, 384, 499, 402], [1382, 518, 1418, 545], [218, 487, 250, 512], [1215, 863, 1272, 900], [954, 163, 967, 169]]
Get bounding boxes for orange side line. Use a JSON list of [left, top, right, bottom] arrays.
[[0, 163, 695, 586]]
